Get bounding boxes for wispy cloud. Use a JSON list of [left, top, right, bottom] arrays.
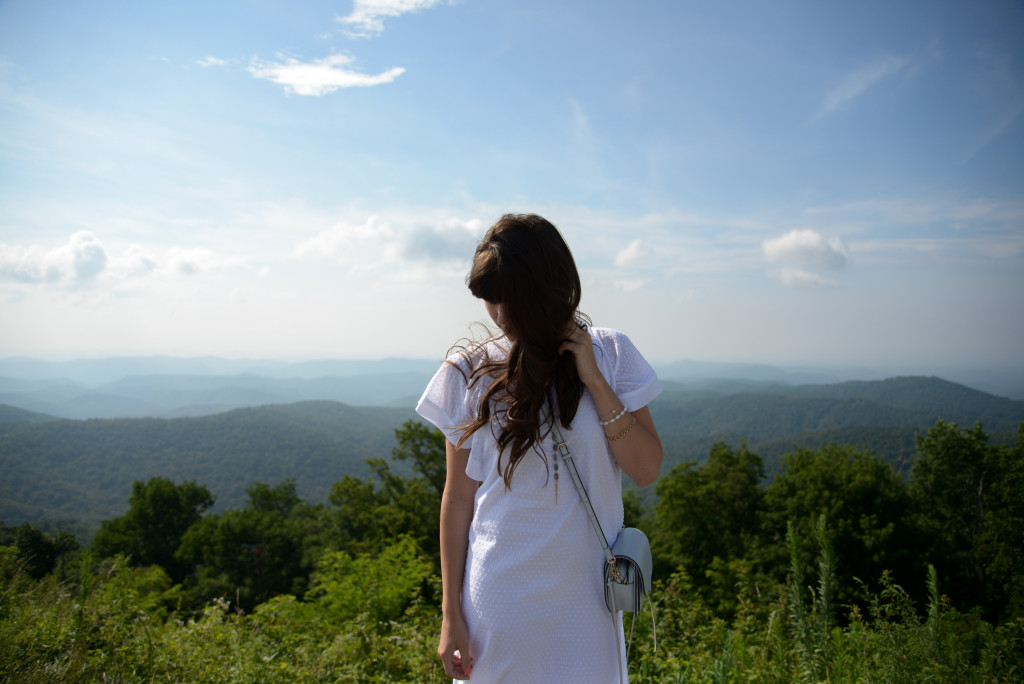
[[614, 239, 652, 268], [614, 279, 645, 292], [166, 247, 243, 276], [196, 56, 228, 68], [249, 54, 405, 95], [964, 92, 1024, 161], [773, 268, 837, 289], [336, 0, 446, 39], [818, 54, 911, 117]]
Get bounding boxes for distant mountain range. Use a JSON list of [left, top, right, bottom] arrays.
[[0, 366, 437, 420], [1, 355, 1021, 420], [2, 371, 1020, 542]]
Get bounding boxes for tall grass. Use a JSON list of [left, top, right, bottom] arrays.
[[2, 528, 1021, 683]]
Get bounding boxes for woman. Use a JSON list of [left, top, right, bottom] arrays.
[[416, 213, 663, 682]]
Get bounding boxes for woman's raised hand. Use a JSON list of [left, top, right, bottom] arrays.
[[559, 324, 602, 388]]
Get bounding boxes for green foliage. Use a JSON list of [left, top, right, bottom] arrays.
[[391, 420, 447, 497], [175, 480, 325, 612], [0, 521, 80, 580], [761, 443, 917, 609], [91, 477, 213, 583], [2, 417, 1022, 681], [912, 420, 1024, 622], [0, 539, 443, 682], [622, 521, 1023, 683], [653, 441, 764, 599], [308, 535, 432, 624], [328, 421, 444, 567]]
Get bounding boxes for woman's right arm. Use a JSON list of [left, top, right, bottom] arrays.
[[438, 439, 477, 680]]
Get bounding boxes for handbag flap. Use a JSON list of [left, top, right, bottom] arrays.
[[611, 527, 652, 593]]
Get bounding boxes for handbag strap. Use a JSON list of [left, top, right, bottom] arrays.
[[547, 408, 617, 569]]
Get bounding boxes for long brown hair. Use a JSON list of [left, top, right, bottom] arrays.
[[452, 214, 590, 488]]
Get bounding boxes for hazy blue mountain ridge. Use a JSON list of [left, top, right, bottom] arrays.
[[1, 356, 1021, 422], [0, 372, 435, 420]]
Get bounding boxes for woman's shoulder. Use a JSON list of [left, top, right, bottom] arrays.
[[586, 326, 635, 352], [587, 327, 656, 372], [434, 336, 510, 393], [444, 335, 509, 369]]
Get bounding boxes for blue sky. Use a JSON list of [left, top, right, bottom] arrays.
[[1, 0, 1022, 373]]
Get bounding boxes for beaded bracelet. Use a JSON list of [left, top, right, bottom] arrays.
[[607, 416, 637, 442], [599, 404, 629, 426]]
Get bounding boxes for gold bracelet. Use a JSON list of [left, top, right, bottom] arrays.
[[607, 416, 636, 442], [599, 404, 629, 426], [600, 403, 622, 419]]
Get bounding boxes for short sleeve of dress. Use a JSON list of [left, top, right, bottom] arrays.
[[595, 328, 663, 411], [415, 357, 474, 446]]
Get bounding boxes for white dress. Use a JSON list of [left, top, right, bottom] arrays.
[[416, 327, 662, 684]]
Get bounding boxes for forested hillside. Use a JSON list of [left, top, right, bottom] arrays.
[[649, 375, 1022, 476], [0, 402, 416, 535], [2, 375, 1021, 540]]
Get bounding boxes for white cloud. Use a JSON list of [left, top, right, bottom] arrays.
[[248, 54, 405, 96], [51, 231, 108, 282], [0, 232, 248, 292], [291, 214, 488, 286], [774, 268, 837, 289], [294, 216, 396, 261], [337, 0, 445, 38], [109, 245, 158, 278], [402, 218, 483, 262], [819, 55, 911, 116], [0, 231, 107, 285], [763, 229, 849, 269], [614, 239, 652, 268], [196, 56, 228, 68], [166, 247, 244, 276], [0, 243, 48, 283]]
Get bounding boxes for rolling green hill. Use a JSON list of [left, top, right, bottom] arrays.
[[0, 401, 416, 535], [0, 404, 59, 424], [650, 375, 1022, 477], [1, 375, 1020, 539]]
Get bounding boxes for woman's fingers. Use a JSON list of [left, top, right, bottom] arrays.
[[559, 326, 602, 387], [442, 647, 473, 680], [439, 620, 473, 679]]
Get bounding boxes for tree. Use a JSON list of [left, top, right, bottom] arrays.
[[90, 477, 213, 582], [653, 441, 764, 582], [911, 420, 1024, 620], [0, 523, 81, 580], [391, 420, 447, 497], [327, 422, 446, 569], [760, 443, 917, 609], [175, 480, 326, 611]]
